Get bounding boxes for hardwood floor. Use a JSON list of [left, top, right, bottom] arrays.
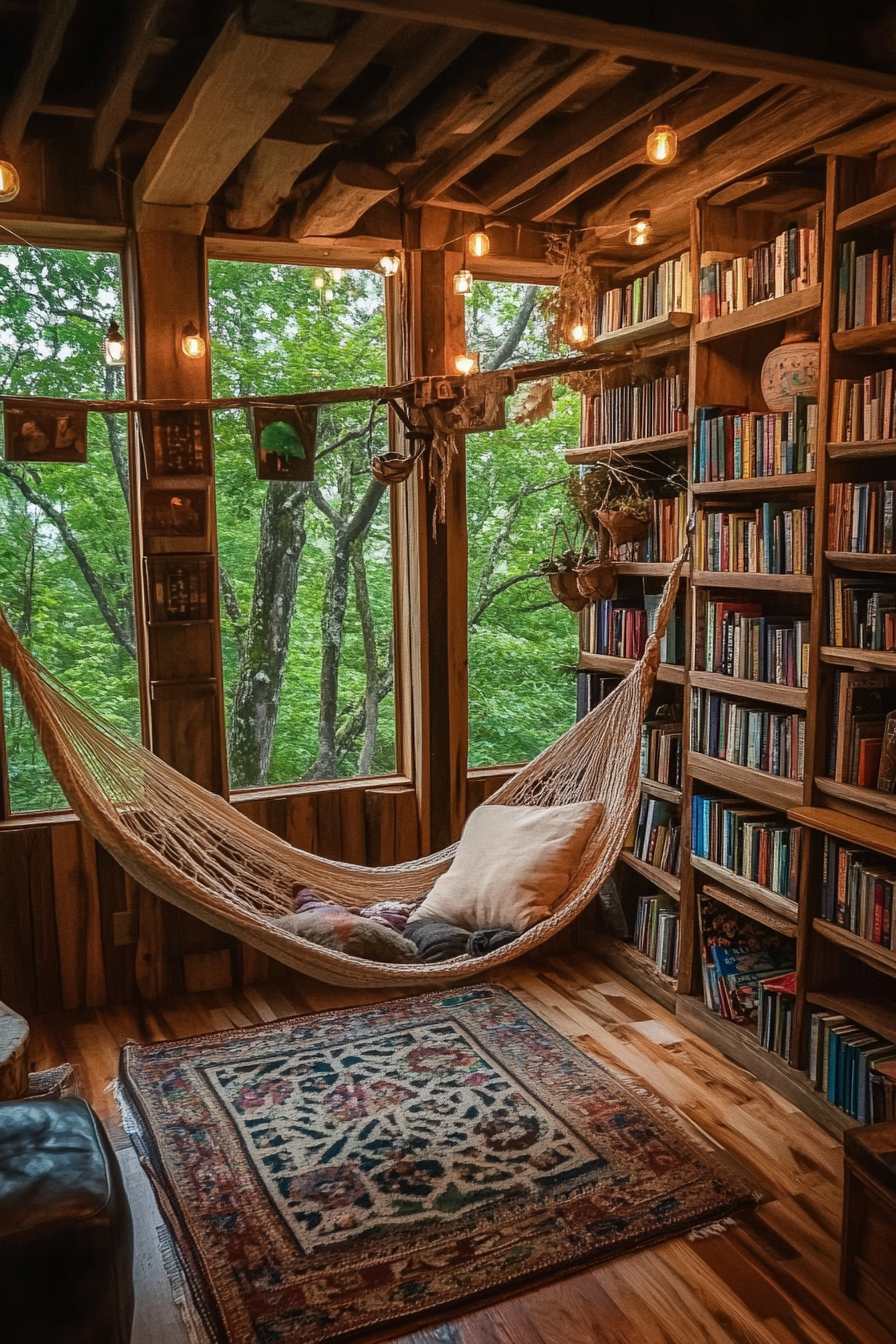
[[26, 949, 896, 1344]]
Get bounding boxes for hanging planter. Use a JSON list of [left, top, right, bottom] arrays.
[[539, 520, 589, 613], [595, 507, 651, 546], [576, 556, 617, 600]]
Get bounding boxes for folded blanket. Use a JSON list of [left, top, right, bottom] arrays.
[[467, 927, 521, 957], [405, 918, 521, 962]]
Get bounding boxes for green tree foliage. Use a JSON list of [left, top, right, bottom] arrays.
[[465, 282, 580, 767], [0, 246, 135, 812]]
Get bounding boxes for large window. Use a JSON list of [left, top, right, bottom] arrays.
[[0, 246, 136, 813], [208, 261, 395, 789], [465, 282, 579, 767]]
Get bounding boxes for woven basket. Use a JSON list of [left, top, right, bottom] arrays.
[[576, 560, 616, 600], [371, 453, 418, 485], [596, 508, 650, 546], [548, 571, 588, 612]]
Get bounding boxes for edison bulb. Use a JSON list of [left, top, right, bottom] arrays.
[[313, 274, 326, 290], [454, 268, 473, 295], [469, 230, 490, 258], [181, 321, 206, 359], [569, 322, 589, 344], [628, 210, 652, 246], [646, 125, 678, 165], [104, 319, 125, 366], [379, 252, 400, 276], [0, 160, 20, 203], [455, 352, 479, 375]]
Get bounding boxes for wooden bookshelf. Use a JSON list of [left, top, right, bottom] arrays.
[[688, 750, 803, 810], [578, 652, 686, 684], [788, 806, 896, 859], [691, 857, 799, 925], [613, 561, 688, 578], [831, 321, 896, 354], [691, 472, 816, 497], [814, 775, 896, 821], [828, 438, 896, 460], [565, 430, 688, 465], [825, 550, 896, 573], [836, 184, 896, 232], [690, 570, 814, 592], [689, 669, 807, 709], [618, 850, 681, 898], [640, 776, 682, 805], [813, 918, 896, 977], [819, 645, 896, 672], [590, 933, 677, 1013], [694, 284, 822, 343], [590, 310, 691, 354], [806, 990, 896, 1045]]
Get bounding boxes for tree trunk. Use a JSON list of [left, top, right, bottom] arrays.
[[227, 480, 309, 786], [307, 530, 352, 780], [351, 537, 379, 775]]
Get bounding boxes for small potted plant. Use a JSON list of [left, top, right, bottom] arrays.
[[539, 520, 589, 613], [568, 462, 651, 550]]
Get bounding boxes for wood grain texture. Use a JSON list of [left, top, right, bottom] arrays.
[[26, 948, 894, 1344]]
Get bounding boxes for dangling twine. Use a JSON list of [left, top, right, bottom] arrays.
[[428, 430, 457, 537]]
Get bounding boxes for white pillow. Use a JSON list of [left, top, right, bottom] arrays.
[[408, 800, 603, 933]]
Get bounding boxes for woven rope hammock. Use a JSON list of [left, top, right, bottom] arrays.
[[0, 554, 685, 988]]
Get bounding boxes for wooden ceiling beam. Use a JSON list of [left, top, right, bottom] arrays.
[[353, 25, 479, 136], [133, 11, 333, 228], [293, 12, 407, 115], [527, 73, 773, 222], [583, 85, 884, 235], [813, 110, 896, 157], [405, 49, 620, 206], [289, 160, 398, 240], [479, 64, 705, 212], [1, 0, 78, 153], [90, 0, 167, 169], [324, 0, 896, 99]]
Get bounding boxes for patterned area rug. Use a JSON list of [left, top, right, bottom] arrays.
[[118, 984, 757, 1344]]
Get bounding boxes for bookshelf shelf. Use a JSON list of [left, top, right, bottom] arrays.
[[827, 438, 896, 461], [812, 918, 896, 979], [814, 775, 896, 821], [836, 185, 896, 233], [788, 806, 896, 859], [614, 561, 689, 578], [565, 430, 688, 465], [832, 322, 896, 354], [590, 933, 678, 1013], [687, 750, 803, 810], [691, 473, 816, 497], [689, 670, 808, 709], [806, 990, 896, 1045], [578, 652, 686, 684], [640, 776, 683, 805], [819, 645, 896, 672], [693, 858, 799, 925], [618, 849, 681, 898], [825, 550, 896, 573], [694, 284, 822, 344], [675, 995, 856, 1138], [590, 310, 691, 354], [690, 570, 814, 592]]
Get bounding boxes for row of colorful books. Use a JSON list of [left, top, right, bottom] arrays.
[[699, 893, 795, 1023], [809, 1010, 896, 1123], [695, 505, 814, 576], [837, 238, 896, 333], [640, 714, 683, 787], [827, 669, 896, 791], [697, 603, 810, 689], [827, 480, 896, 554], [597, 251, 691, 334], [690, 688, 805, 781], [585, 371, 686, 446], [698, 221, 820, 322], [608, 493, 688, 565], [691, 794, 802, 899], [820, 834, 896, 949], [583, 595, 685, 665], [631, 796, 681, 876], [827, 578, 896, 651], [633, 894, 680, 978], [757, 973, 797, 1059], [693, 401, 817, 481], [831, 370, 896, 444]]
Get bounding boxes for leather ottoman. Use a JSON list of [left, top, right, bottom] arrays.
[[0, 1096, 134, 1344]]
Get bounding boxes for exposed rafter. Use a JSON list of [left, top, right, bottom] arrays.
[[1, 0, 78, 153], [90, 0, 167, 169], [353, 25, 478, 136]]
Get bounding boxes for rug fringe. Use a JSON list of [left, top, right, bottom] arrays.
[[687, 1216, 736, 1242]]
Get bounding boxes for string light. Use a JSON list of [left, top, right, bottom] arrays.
[[454, 352, 479, 375], [0, 160, 20, 203], [468, 229, 490, 258], [569, 322, 589, 345], [104, 319, 125, 366], [627, 210, 652, 246], [454, 268, 473, 295], [181, 321, 206, 359], [313, 274, 326, 289], [379, 252, 400, 276], [646, 124, 678, 165]]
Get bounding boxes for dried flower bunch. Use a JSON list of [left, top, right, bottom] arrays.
[[540, 234, 596, 355]]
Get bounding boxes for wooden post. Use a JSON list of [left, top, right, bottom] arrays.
[[392, 244, 468, 852]]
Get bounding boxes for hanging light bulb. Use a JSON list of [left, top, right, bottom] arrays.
[[181, 321, 206, 359], [468, 229, 490, 258], [454, 352, 479, 375], [627, 210, 652, 246], [569, 321, 589, 345], [379, 252, 400, 277], [104, 319, 125, 366], [646, 124, 678, 166], [454, 268, 473, 295], [313, 274, 326, 290], [0, 159, 20, 203]]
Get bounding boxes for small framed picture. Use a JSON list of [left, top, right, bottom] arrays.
[[145, 554, 214, 624], [140, 408, 212, 477], [142, 486, 208, 539], [3, 400, 88, 462], [250, 404, 317, 481]]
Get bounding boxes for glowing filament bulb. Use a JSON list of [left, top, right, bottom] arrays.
[[646, 125, 678, 165], [454, 268, 473, 295], [379, 252, 400, 276], [0, 160, 20, 202], [628, 210, 652, 246], [313, 274, 326, 290], [104, 319, 125, 365], [569, 322, 589, 344], [454, 352, 479, 375], [181, 321, 206, 359], [468, 230, 490, 258]]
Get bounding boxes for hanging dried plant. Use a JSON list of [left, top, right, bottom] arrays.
[[540, 234, 596, 354], [511, 378, 554, 425]]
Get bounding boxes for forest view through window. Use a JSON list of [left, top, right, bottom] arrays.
[[208, 260, 395, 789], [466, 282, 579, 767], [0, 246, 136, 813]]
